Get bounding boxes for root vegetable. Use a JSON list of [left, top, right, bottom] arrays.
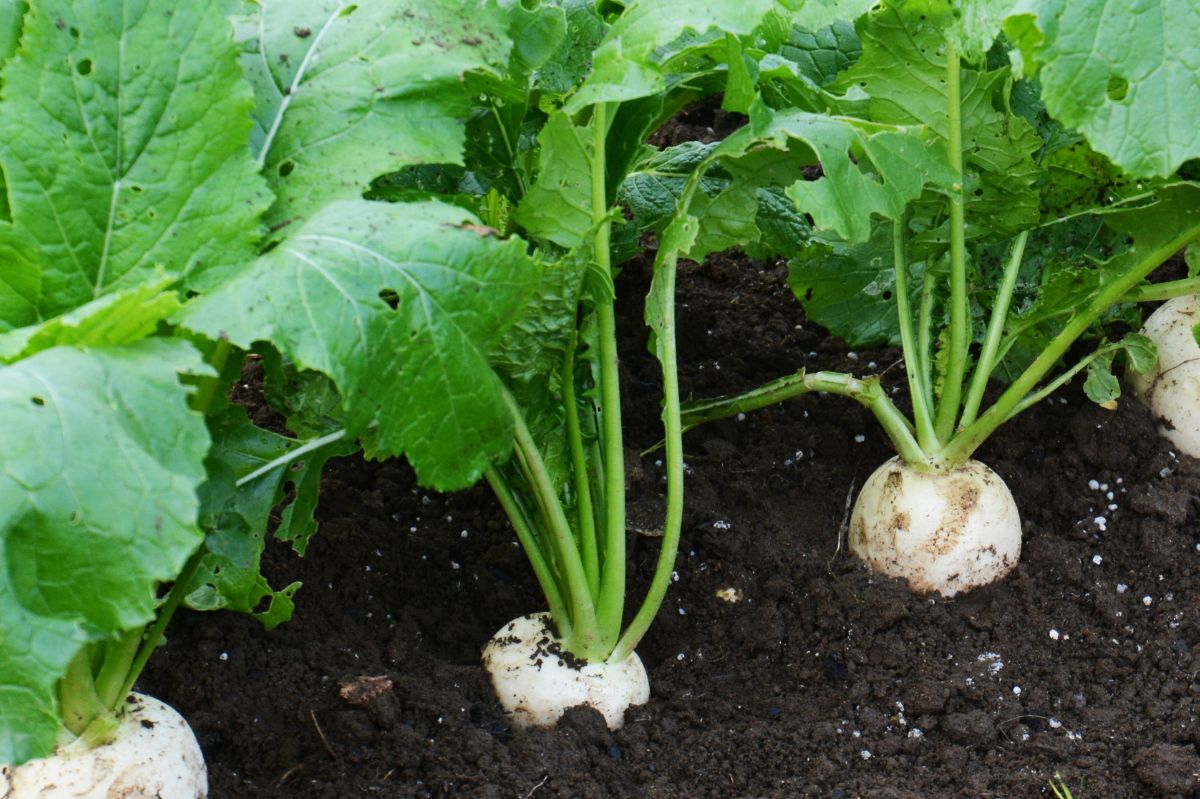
[[0, 693, 206, 799], [850, 457, 1022, 597], [482, 613, 649, 730], [1128, 295, 1200, 457]]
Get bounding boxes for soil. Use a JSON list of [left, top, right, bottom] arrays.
[[140, 245, 1200, 798], [140, 98, 1200, 798]]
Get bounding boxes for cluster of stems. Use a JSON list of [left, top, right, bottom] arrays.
[[485, 102, 687, 663]]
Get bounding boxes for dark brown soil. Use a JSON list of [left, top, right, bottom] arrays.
[[139, 242, 1200, 798]]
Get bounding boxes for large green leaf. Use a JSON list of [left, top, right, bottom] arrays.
[[0, 0, 267, 317], [1005, 0, 1200, 177], [180, 200, 541, 491], [239, 0, 511, 231], [0, 340, 209, 765]]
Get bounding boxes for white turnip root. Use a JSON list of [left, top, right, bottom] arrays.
[[1128, 294, 1200, 457], [849, 457, 1022, 597], [482, 613, 649, 730], [0, 693, 207, 799]]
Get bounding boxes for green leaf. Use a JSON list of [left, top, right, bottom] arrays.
[[259, 351, 347, 439], [620, 142, 721, 231], [0, 340, 209, 765], [505, 0, 568, 80], [0, 0, 24, 74], [490, 248, 590, 493], [0, 283, 179, 362], [1004, 0, 1200, 177], [776, 19, 861, 87], [783, 0, 878, 31], [513, 111, 595, 248], [563, 0, 779, 112], [833, 1, 1042, 244], [0, 224, 41, 331], [726, 104, 957, 243], [1119, 333, 1157, 375], [0, 0, 267, 317], [789, 222, 919, 347], [240, 0, 511, 231], [188, 405, 353, 628], [180, 200, 541, 491], [944, 0, 1016, 62], [534, 0, 606, 98], [1083, 354, 1119, 404], [998, 184, 1200, 379]]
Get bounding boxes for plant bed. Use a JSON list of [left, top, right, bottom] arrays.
[[140, 250, 1200, 798]]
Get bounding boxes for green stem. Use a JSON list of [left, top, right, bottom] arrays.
[[610, 245, 683, 662], [590, 101, 627, 651], [119, 546, 207, 701], [1005, 348, 1115, 421], [562, 331, 600, 600], [59, 650, 106, 738], [504, 389, 602, 658], [941, 222, 1200, 466], [235, 429, 348, 488], [892, 219, 938, 451], [933, 40, 968, 441], [93, 631, 142, 710], [485, 469, 572, 640], [918, 267, 936, 411], [1126, 276, 1200, 303], [959, 230, 1030, 429], [678, 369, 929, 467]]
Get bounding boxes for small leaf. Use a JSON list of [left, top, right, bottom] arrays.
[[1119, 333, 1157, 375], [514, 112, 595, 248], [1083, 355, 1120, 405], [563, 0, 779, 111]]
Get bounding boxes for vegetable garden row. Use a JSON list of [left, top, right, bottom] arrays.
[[1, 0, 1197, 796]]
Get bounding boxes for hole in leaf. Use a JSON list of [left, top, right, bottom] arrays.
[[76, 58, 92, 75], [278, 160, 295, 177], [1106, 74, 1128, 102], [339, 3, 358, 16], [129, 184, 144, 193], [378, 288, 399, 309], [882, 290, 893, 300], [69, 27, 79, 39], [30, 395, 45, 406]]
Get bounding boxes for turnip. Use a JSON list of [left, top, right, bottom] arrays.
[[850, 458, 1021, 596], [1, 694, 206, 799], [482, 614, 649, 729], [1128, 295, 1200, 457]]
